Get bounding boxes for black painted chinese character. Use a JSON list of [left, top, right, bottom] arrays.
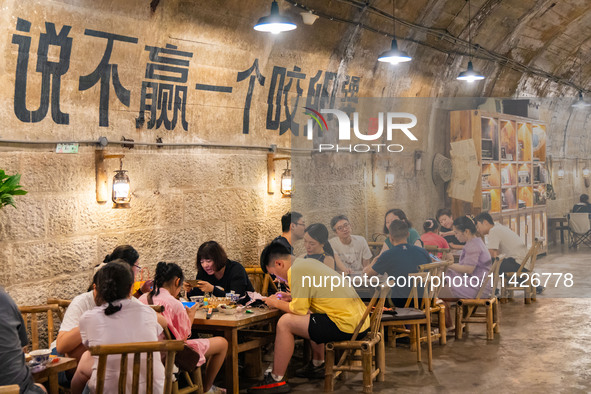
[[237, 59, 265, 134], [136, 44, 193, 131], [12, 18, 72, 124], [79, 29, 138, 127], [266, 66, 306, 136]]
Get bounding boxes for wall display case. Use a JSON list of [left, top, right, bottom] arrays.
[[450, 110, 547, 254]]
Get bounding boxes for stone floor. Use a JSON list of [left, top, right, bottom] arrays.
[[244, 245, 591, 393]]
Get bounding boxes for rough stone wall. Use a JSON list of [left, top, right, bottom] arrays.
[[1, 0, 591, 307]]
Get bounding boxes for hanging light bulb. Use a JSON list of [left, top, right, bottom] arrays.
[[254, 1, 297, 35], [572, 90, 591, 109], [112, 158, 131, 208], [280, 161, 292, 196], [457, 0, 485, 82], [378, 0, 411, 65], [385, 161, 395, 189]]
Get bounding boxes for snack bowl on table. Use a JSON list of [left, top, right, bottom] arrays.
[[30, 349, 51, 365], [181, 301, 196, 308], [219, 304, 238, 315], [190, 296, 204, 305]]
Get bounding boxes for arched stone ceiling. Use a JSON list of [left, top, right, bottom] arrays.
[[284, 0, 591, 98]]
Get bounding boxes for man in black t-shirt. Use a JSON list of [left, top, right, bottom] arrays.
[[364, 220, 431, 307], [277, 211, 305, 254]]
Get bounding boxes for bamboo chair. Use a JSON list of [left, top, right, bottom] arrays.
[[0, 385, 19, 394], [47, 297, 72, 321], [324, 285, 391, 393], [147, 305, 203, 394], [89, 340, 184, 394], [380, 273, 436, 372], [18, 304, 61, 350], [418, 261, 453, 346], [499, 239, 543, 304], [455, 258, 502, 340], [244, 266, 277, 296]]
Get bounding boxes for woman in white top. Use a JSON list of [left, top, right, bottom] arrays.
[[74, 260, 164, 394]]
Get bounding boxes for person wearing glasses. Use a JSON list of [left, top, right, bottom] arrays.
[[275, 211, 306, 254], [99, 245, 153, 298], [328, 215, 372, 274], [185, 241, 254, 298], [53, 245, 156, 388]]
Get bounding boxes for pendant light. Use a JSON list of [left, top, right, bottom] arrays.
[[378, 0, 411, 64], [254, 1, 297, 35], [457, 0, 485, 82], [572, 51, 591, 108]]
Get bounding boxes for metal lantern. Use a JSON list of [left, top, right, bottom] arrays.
[[385, 162, 395, 189], [112, 159, 131, 208], [281, 165, 292, 196]]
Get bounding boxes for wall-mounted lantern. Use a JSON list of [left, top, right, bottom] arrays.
[[96, 151, 131, 208], [112, 158, 131, 208], [267, 153, 292, 197], [280, 161, 292, 196], [385, 161, 395, 189], [557, 165, 565, 180]]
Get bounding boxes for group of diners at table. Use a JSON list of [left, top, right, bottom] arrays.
[[1, 206, 540, 394]]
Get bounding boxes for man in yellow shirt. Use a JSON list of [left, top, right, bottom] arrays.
[[248, 239, 369, 394]]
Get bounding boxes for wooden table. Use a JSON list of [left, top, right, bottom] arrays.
[[192, 308, 281, 394], [548, 217, 568, 245], [32, 357, 77, 394]]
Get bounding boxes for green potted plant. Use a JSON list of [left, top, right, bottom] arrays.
[[0, 170, 27, 209]]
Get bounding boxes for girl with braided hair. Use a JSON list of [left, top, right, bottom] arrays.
[[140, 262, 227, 394]]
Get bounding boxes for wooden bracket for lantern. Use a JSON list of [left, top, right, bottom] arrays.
[[95, 150, 125, 203], [267, 153, 290, 194]]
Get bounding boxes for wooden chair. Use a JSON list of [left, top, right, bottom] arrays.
[[89, 340, 185, 394], [324, 285, 391, 393], [47, 297, 72, 321], [418, 261, 453, 346], [499, 239, 543, 304], [146, 305, 203, 394], [18, 304, 61, 350], [380, 273, 436, 372], [0, 385, 20, 394], [455, 258, 502, 340], [244, 266, 277, 296]]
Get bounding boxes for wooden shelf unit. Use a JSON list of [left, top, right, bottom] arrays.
[[450, 110, 548, 254]]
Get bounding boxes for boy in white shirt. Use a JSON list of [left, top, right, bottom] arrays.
[[328, 215, 372, 273]]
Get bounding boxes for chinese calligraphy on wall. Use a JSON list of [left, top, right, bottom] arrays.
[[11, 18, 361, 135]]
